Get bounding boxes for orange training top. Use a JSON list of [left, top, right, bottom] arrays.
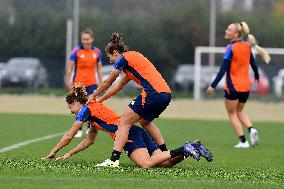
[[113, 51, 171, 97], [69, 45, 102, 87], [76, 101, 120, 139], [210, 40, 259, 93]]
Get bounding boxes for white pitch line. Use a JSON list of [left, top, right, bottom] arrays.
[[0, 132, 65, 153]]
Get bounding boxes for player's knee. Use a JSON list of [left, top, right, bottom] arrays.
[[139, 119, 150, 127], [119, 119, 134, 129], [227, 109, 237, 115], [138, 161, 152, 169], [236, 111, 242, 116]]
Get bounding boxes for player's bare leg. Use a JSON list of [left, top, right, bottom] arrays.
[[225, 99, 249, 148]]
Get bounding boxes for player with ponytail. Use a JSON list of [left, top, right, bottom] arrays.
[[207, 22, 269, 148], [88, 32, 173, 166]]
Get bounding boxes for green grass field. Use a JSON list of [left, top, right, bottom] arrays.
[[0, 113, 283, 189]]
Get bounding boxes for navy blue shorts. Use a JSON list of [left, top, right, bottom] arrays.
[[124, 125, 158, 156], [85, 84, 98, 95], [224, 90, 250, 103], [128, 92, 171, 122]]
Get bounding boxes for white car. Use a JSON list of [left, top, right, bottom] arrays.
[[172, 64, 225, 91], [273, 69, 284, 97], [102, 65, 140, 91]]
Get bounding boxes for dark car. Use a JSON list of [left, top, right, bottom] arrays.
[[1, 57, 49, 88]]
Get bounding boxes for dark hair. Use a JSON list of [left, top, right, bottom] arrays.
[[105, 32, 128, 54], [66, 84, 88, 104], [81, 28, 94, 39]]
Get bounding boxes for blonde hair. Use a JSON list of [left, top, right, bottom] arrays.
[[234, 22, 271, 64]]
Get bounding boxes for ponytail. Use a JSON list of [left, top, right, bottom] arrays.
[[240, 22, 271, 64], [105, 32, 128, 54]]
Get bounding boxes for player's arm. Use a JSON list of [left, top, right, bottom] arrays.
[[250, 53, 259, 82], [56, 127, 98, 160], [88, 69, 121, 102], [41, 121, 83, 160], [97, 61, 103, 84], [97, 74, 130, 103], [207, 59, 229, 95], [65, 61, 75, 90]]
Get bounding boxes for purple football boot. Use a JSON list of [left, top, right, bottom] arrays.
[[183, 141, 200, 161], [191, 140, 213, 162]]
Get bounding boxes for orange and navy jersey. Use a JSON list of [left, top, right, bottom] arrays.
[[75, 101, 121, 139], [211, 40, 259, 93], [113, 51, 171, 96], [69, 45, 102, 87]]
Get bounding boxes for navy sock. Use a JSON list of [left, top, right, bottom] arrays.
[[110, 150, 121, 161], [170, 146, 183, 158], [158, 144, 168, 151], [248, 127, 253, 133], [239, 135, 246, 143]]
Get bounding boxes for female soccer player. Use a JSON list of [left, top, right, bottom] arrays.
[[65, 28, 103, 137], [88, 33, 172, 166], [207, 22, 270, 148], [42, 85, 213, 168]]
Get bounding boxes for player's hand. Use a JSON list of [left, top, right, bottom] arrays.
[[41, 152, 56, 160], [56, 153, 71, 161], [207, 86, 215, 95], [255, 75, 260, 83], [66, 82, 72, 91], [86, 94, 96, 104]]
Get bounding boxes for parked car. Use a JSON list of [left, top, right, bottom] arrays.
[[172, 64, 269, 94], [171, 64, 224, 91], [1, 57, 49, 88], [272, 68, 284, 97], [102, 65, 140, 90]]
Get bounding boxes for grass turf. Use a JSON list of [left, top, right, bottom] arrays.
[[0, 113, 283, 189]]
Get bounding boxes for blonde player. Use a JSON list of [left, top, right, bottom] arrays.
[[207, 22, 270, 148]]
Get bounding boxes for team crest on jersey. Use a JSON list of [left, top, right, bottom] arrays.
[[80, 54, 85, 58], [93, 53, 97, 59]]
